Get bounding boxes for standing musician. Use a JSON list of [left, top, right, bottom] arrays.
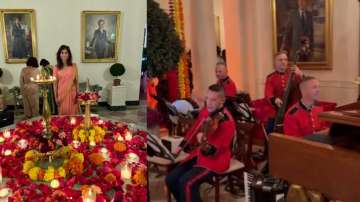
[[265, 51, 304, 112], [284, 76, 329, 137], [216, 62, 237, 98], [165, 84, 236, 202]]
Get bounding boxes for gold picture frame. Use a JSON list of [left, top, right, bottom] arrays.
[[81, 11, 121, 63], [0, 9, 37, 64], [272, 0, 332, 69]]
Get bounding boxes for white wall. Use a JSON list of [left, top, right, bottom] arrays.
[[0, 0, 146, 103]]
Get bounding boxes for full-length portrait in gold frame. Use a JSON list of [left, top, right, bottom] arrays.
[[81, 11, 121, 63], [272, 0, 332, 69], [0, 9, 37, 64]]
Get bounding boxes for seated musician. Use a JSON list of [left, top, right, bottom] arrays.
[[165, 84, 235, 202], [284, 76, 329, 137], [265, 51, 303, 110], [216, 61, 237, 98]]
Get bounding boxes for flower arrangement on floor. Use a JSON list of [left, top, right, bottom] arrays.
[[0, 116, 147, 202], [22, 146, 84, 182]]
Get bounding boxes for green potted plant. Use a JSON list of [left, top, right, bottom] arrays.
[[110, 63, 125, 86]]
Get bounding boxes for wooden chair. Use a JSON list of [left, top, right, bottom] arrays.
[[209, 120, 257, 202]]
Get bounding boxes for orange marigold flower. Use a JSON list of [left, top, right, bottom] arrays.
[[88, 153, 105, 166], [104, 173, 117, 184], [113, 142, 127, 153], [38, 169, 45, 181], [68, 157, 84, 175], [133, 168, 147, 186]]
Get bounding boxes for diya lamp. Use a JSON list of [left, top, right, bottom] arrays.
[[70, 117, 76, 125], [3, 130, 10, 139], [100, 147, 110, 161], [82, 187, 96, 202], [125, 131, 132, 141], [126, 152, 140, 164]]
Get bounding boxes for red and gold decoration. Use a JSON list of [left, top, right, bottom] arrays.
[[169, 0, 191, 98], [77, 79, 100, 130], [0, 116, 147, 201]]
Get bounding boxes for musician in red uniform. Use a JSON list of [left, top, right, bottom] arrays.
[[166, 84, 235, 202], [265, 51, 303, 109], [284, 76, 329, 137], [216, 62, 237, 98]]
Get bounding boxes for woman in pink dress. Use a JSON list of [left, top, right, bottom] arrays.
[[53, 45, 79, 115]]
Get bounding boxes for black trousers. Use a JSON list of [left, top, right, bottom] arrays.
[[165, 158, 216, 202]]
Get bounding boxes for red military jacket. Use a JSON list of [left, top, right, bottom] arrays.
[[265, 69, 302, 108], [284, 101, 328, 138], [182, 107, 235, 174], [218, 77, 237, 98]]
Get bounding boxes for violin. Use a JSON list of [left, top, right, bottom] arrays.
[[175, 108, 225, 157]]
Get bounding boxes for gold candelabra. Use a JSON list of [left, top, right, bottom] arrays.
[[31, 71, 56, 139], [79, 79, 97, 130]]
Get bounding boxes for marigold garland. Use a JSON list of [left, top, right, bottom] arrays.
[[169, 0, 191, 98]]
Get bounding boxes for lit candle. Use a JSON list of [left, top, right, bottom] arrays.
[[18, 139, 28, 149], [82, 188, 96, 202], [0, 137, 4, 143], [30, 77, 34, 81], [70, 117, 76, 125], [0, 188, 9, 198], [3, 130, 10, 139], [89, 141, 96, 147], [125, 131, 132, 141], [127, 153, 139, 164], [98, 120, 104, 125], [117, 135, 124, 142], [100, 148, 109, 160], [121, 163, 132, 180], [4, 150, 11, 156], [72, 140, 80, 149], [36, 74, 40, 80], [50, 179, 60, 189]]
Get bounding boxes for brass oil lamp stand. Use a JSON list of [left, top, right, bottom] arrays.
[[31, 70, 56, 139]]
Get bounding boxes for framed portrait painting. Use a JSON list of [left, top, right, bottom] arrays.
[[0, 9, 37, 63], [272, 0, 332, 69], [81, 11, 121, 63]]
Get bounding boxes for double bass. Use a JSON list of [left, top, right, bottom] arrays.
[[272, 53, 300, 133]]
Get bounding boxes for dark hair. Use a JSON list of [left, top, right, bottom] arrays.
[[208, 84, 225, 98], [40, 59, 50, 67], [26, 57, 39, 68], [98, 19, 105, 26], [56, 45, 73, 69]]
